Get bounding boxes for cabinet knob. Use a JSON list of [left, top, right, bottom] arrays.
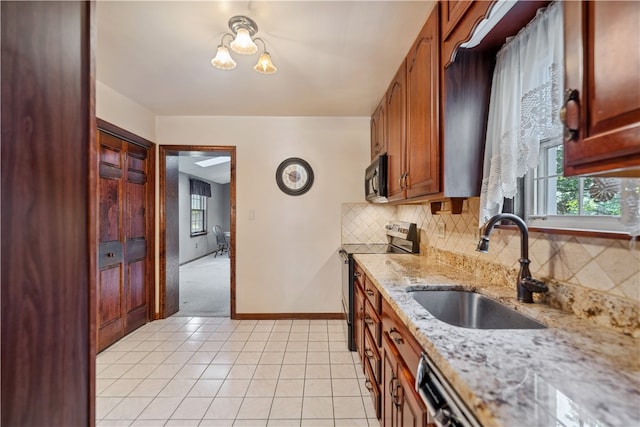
[[365, 289, 374, 297], [560, 88, 580, 142], [354, 271, 361, 277], [106, 252, 115, 257], [364, 315, 374, 325]]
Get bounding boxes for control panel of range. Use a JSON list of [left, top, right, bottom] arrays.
[[385, 221, 419, 253]]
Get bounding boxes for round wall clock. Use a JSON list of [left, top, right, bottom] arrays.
[[275, 157, 314, 196]]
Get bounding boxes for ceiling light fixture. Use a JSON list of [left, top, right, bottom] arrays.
[[211, 15, 277, 74]]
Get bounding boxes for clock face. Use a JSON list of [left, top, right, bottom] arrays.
[[276, 158, 314, 196]]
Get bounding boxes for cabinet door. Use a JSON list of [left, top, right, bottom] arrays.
[[386, 60, 407, 202], [406, 7, 440, 199], [397, 361, 428, 427], [441, 0, 473, 40], [563, 1, 640, 176], [382, 333, 399, 427], [371, 99, 387, 160], [354, 281, 365, 358]]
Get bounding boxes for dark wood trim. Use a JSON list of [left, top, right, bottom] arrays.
[[1, 2, 93, 424], [87, 2, 97, 426], [147, 145, 157, 321], [97, 117, 154, 149], [159, 145, 237, 319], [496, 224, 633, 241], [235, 313, 345, 320]]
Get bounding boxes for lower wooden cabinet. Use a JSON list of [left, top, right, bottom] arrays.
[[353, 262, 428, 425], [382, 332, 428, 427]]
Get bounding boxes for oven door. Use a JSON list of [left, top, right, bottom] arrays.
[[339, 249, 356, 351], [416, 354, 479, 427]]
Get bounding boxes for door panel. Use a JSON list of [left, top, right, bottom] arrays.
[[127, 260, 146, 310], [127, 183, 146, 237], [98, 131, 125, 350], [99, 267, 123, 325]]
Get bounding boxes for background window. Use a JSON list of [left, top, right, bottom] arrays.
[[191, 194, 207, 236], [520, 137, 624, 232]]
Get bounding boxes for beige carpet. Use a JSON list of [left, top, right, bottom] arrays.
[[177, 253, 230, 317]]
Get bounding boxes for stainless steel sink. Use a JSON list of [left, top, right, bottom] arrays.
[[408, 289, 546, 329]]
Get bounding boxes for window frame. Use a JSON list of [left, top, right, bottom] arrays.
[[190, 193, 208, 237], [514, 139, 628, 236]]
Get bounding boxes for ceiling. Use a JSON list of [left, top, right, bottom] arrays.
[[178, 153, 232, 184], [96, 1, 434, 117]]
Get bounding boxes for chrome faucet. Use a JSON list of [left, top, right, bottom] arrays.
[[476, 214, 548, 303]]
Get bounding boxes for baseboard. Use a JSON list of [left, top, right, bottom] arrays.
[[234, 312, 344, 320]]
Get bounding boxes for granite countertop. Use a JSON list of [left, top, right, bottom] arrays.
[[353, 253, 640, 427]]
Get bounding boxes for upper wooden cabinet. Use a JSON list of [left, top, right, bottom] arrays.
[[441, 0, 474, 40], [370, 98, 386, 160], [441, 0, 494, 69], [562, 1, 640, 177], [385, 5, 440, 203], [386, 60, 407, 202], [406, 8, 441, 199]]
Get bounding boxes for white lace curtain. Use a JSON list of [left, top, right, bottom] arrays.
[[479, 1, 564, 225]]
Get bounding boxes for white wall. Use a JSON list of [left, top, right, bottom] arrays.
[[179, 172, 230, 264], [96, 81, 156, 142], [157, 116, 370, 314]]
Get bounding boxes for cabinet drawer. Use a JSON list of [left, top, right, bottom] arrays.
[[363, 326, 381, 384], [362, 348, 382, 420], [363, 280, 381, 314], [364, 299, 381, 347], [381, 300, 423, 374]]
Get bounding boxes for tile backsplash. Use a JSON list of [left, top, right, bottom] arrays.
[[341, 203, 396, 244], [343, 199, 640, 335]]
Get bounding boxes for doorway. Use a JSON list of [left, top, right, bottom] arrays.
[[159, 146, 236, 319]]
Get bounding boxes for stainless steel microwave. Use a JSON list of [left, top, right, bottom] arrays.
[[365, 154, 388, 203]]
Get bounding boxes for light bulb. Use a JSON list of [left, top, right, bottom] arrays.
[[253, 52, 277, 74], [211, 45, 236, 70], [230, 28, 257, 55]]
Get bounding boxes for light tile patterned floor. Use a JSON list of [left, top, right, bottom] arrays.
[[96, 317, 378, 427]]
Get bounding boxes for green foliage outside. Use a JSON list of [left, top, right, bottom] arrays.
[[554, 147, 621, 216]]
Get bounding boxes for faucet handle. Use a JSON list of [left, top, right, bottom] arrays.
[[521, 277, 548, 294]]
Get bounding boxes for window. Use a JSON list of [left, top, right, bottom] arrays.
[[519, 137, 624, 233], [191, 194, 207, 236]]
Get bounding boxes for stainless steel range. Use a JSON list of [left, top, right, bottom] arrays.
[[338, 221, 419, 351]]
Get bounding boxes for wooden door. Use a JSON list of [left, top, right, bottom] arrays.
[[386, 60, 407, 202], [98, 132, 126, 350], [124, 143, 149, 333], [406, 7, 440, 199], [1, 1, 94, 425], [563, 1, 640, 176], [98, 128, 152, 351]]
